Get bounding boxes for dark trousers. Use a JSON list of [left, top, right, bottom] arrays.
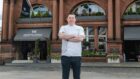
[[61, 56, 81, 79]]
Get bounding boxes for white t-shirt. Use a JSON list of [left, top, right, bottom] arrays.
[[59, 24, 85, 57]]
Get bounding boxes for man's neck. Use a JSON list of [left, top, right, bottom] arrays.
[[68, 24, 75, 26]]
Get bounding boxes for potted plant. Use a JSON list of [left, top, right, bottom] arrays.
[[17, 11, 52, 23], [51, 53, 61, 63], [82, 49, 106, 62], [123, 7, 140, 20], [107, 48, 120, 63], [33, 39, 40, 63], [137, 54, 140, 62], [83, 41, 90, 50], [76, 11, 106, 21], [27, 52, 33, 60], [46, 38, 51, 63]]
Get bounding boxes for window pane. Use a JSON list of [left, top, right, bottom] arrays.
[[125, 0, 140, 15], [72, 3, 105, 16], [88, 27, 94, 35], [98, 27, 107, 52], [32, 5, 52, 18], [83, 27, 94, 50]]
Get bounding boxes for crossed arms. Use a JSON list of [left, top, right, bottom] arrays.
[[59, 32, 85, 42]]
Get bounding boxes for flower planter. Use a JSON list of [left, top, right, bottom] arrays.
[[123, 15, 140, 20], [33, 57, 40, 63], [107, 58, 120, 63], [17, 17, 52, 23], [51, 59, 61, 63], [137, 56, 140, 62], [46, 56, 51, 63], [82, 56, 106, 62], [76, 16, 106, 21]]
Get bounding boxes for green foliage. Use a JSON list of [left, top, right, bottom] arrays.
[[83, 4, 89, 9], [136, 7, 140, 15], [43, 11, 52, 17], [81, 9, 89, 16], [83, 41, 90, 47], [90, 12, 96, 16], [82, 50, 106, 57], [31, 11, 52, 18], [127, 7, 133, 15], [31, 11, 35, 18], [46, 38, 51, 57], [20, 15, 27, 18], [95, 12, 104, 16], [125, 7, 138, 15], [51, 53, 60, 60], [107, 48, 120, 60], [36, 11, 42, 17], [107, 53, 120, 60], [33, 39, 40, 58], [80, 10, 104, 16]]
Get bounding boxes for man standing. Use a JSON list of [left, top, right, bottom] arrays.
[[58, 14, 85, 79]]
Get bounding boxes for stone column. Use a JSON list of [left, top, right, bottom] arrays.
[[2, 0, 9, 41], [107, 0, 113, 40], [59, 0, 64, 28], [52, 0, 57, 40], [115, 0, 121, 40], [8, 0, 14, 41]]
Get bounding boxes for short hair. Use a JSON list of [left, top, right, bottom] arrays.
[[67, 13, 76, 18]]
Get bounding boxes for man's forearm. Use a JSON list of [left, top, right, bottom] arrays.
[[68, 36, 85, 42], [68, 38, 81, 42], [59, 33, 75, 40]]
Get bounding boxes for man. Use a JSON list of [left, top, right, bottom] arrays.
[[58, 14, 85, 79]]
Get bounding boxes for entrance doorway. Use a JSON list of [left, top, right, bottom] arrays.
[[124, 27, 140, 62], [20, 41, 47, 60], [124, 41, 140, 62]]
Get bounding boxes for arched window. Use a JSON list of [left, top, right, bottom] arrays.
[[20, 0, 52, 18], [72, 3, 105, 16], [124, 0, 140, 15], [32, 5, 52, 18]]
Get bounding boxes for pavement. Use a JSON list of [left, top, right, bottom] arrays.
[[4, 62, 140, 68], [82, 62, 140, 68], [0, 62, 140, 79]]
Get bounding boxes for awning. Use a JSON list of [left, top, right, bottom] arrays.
[[14, 28, 51, 41], [124, 27, 140, 40]]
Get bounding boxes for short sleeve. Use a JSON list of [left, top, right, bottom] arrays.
[[79, 27, 85, 36], [58, 26, 65, 37]]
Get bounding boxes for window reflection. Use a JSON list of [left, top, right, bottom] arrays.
[[72, 3, 105, 16], [98, 27, 107, 52], [125, 0, 140, 15], [83, 27, 94, 50], [32, 5, 52, 17], [20, 3, 52, 18]]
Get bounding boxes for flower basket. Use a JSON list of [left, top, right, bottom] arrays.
[[107, 54, 120, 63], [107, 48, 120, 63], [51, 53, 61, 63]]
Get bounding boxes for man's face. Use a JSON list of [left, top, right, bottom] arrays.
[[67, 15, 76, 25]]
